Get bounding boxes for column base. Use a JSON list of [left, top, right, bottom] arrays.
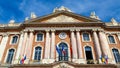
[[72, 59, 86, 64], [108, 59, 116, 64], [13, 59, 20, 64], [42, 59, 55, 64], [24, 59, 30, 64], [98, 59, 102, 64]]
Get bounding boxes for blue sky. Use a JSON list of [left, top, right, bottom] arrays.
[[0, 0, 120, 24]]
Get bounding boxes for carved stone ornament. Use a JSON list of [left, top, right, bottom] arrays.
[[53, 63, 74, 68], [59, 32, 67, 39]]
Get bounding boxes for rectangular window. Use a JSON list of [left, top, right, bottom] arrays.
[[108, 36, 115, 44], [83, 33, 90, 41], [37, 34, 43, 41]]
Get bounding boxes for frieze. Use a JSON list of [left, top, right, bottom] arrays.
[[25, 27, 102, 31]]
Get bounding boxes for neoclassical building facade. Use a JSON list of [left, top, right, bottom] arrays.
[[0, 6, 120, 68]]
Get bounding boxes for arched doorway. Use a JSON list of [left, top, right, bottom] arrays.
[[58, 42, 68, 61], [112, 49, 120, 63], [85, 46, 93, 60]]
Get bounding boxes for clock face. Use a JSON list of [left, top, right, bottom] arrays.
[[59, 32, 67, 39]]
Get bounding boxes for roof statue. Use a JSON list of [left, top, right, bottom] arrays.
[[31, 12, 37, 19], [111, 18, 118, 25], [90, 11, 100, 20], [9, 19, 15, 24], [53, 6, 72, 13], [25, 17, 29, 21]]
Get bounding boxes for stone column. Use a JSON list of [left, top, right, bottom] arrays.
[[76, 30, 83, 59], [0, 34, 9, 62], [50, 30, 55, 63], [70, 30, 78, 62], [20, 31, 28, 57], [24, 30, 34, 63], [98, 30, 114, 63], [92, 30, 102, 63], [14, 32, 24, 64], [43, 30, 50, 64], [75, 29, 85, 64]]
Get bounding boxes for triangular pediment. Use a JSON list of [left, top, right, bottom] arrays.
[[41, 15, 81, 23], [26, 11, 101, 23]]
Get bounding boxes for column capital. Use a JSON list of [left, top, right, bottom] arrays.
[[70, 29, 75, 32], [92, 29, 97, 32], [23, 29, 28, 33], [20, 31, 24, 34], [29, 29, 34, 32], [117, 33, 120, 35], [3, 33, 9, 37], [51, 29, 55, 32], [76, 29, 80, 32], [98, 29, 104, 32], [45, 29, 50, 32]]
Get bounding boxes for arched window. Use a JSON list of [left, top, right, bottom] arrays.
[[11, 36, 18, 44], [112, 49, 120, 63], [85, 46, 93, 60], [108, 35, 115, 43], [34, 46, 42, 61], [6, 49, 15, 64], [58, 42, 68, 61], [36, 33, 43, 41], [83, 33, 90, 41]]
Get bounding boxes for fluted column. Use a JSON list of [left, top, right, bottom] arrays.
[[26, 30, 34, 59], [93, 30, 102, 60], [44, 30, 50, 59], [0, 34, 9, 62], [50, 30, 55, 59], [20, 31, 28, 57], [14, 32, 24, 64], [99, 31, 112, 61], [76, 30, 83, 59], [70, 30, 78, 59]]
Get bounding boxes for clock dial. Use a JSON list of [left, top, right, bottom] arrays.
[[59, 32, 67, 39]]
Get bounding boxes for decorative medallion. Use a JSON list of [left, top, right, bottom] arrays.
[[59, 32, 67, 39]]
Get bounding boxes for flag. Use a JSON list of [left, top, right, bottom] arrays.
[[62, 46, 66, 55], [102, 57, 105, 63], [100, 55, 102, 59], [18, 56, 21, 64], [105, 55, 108, 64], [100, 55, 103, 62], [20, 55, 26, 64], [24, 55, 26, 60], [56, 46, 61, 55]]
